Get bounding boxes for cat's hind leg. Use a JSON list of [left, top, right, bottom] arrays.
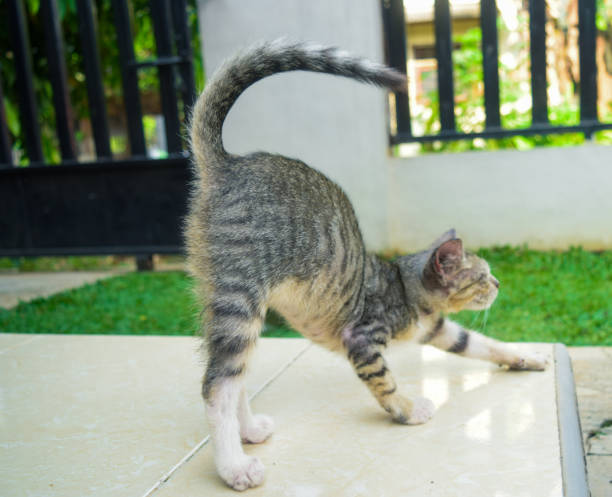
[[343, 326, 435, 425], [420, 316, 548, 370], [203, 304, 266, 491], [238, 386, 274, 444]]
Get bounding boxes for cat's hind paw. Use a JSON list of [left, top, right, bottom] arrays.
[[240, 414, 274, 444], [218, 455, 265, 491], [508, 351, 548, 371]]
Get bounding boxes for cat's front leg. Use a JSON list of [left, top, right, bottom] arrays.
[[343, 327, 435, 424], [420, 316, 548, 370]]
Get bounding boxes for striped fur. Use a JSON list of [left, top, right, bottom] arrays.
[[185, 41, 546, 491], [190, 40, 406, 166]]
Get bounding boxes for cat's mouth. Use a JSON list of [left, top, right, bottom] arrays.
[[464, 287, 498, 311]]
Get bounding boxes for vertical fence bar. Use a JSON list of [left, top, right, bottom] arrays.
[[76, 0, 112, 158], [150, 0, 182, 154], [7, 0, 44, 163], [41, 0, 77, 161], [480, 0, 501, 129], [578, 0, 598, 134], [170, 0, 197, 114], [0, 77, 13, 167], [381, 0, 411, 138], [528, 0, 548, 124], [434, 0, 456, 132], [111, 0, 147, 156]]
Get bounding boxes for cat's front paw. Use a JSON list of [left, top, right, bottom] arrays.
[[217, 455, 265, 491], [240, 414, 274, 444], [386, 395, 435, 425], [508, 351, 548, 371]]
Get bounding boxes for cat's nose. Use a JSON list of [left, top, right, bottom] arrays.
[[491, 277, 499, 289]]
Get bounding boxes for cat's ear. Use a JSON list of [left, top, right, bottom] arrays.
[[427, 238, 464, 285], [428, 229, 457, 250]]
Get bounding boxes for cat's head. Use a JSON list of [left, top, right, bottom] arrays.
[[408, 229, 499, 313]]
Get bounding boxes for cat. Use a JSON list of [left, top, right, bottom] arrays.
[[185, 40, 547, 491]]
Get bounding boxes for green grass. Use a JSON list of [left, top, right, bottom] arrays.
[[0, 272, 198, 335], [1, 247, 611, 345], [453, 247, 612, 345]]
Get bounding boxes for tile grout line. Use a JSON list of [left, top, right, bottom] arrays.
[[139, 342, 312, 497]]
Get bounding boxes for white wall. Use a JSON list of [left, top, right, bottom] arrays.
[[197, 0, 612, 251], [388, 144, 612, 250], [197, 0, 393, 250]]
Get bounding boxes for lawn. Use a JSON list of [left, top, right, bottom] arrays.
[[1, 247, 611, 345]]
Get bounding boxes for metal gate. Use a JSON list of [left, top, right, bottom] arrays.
[[0, 0, 197, 257], [381, 0, 612, 144]]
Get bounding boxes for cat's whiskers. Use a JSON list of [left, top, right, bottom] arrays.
[[481, 307, 490, 333], [468, 310, 482, 329]]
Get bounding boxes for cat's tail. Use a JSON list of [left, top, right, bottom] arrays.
[[189, 40, 406, 169]]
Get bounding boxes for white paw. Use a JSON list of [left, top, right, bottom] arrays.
[[509, 351, 548, 371], [407, 396, 436, 425], [241, 414, 274, 444], [387, 395, 435, 425], [218, 455, 265, 491]]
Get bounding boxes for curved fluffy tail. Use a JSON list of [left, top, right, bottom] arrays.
[[189, 40, 406, 169]]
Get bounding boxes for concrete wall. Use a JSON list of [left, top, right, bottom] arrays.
[[387, 145, 612, 250], [197, 0, 612, 251]]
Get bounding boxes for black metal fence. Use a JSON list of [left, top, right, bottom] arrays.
[[381, 0, 612, 144], [4, 0, 608, 258], [0, 0, 196, 257]]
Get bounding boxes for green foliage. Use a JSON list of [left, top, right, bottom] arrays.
[[1, 248, 611, 345], [416, 15, 611, 154], [596, 0, 612, 32], [0, 0, 204, 164]]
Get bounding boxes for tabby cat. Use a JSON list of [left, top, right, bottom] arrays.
[[185, 41, 547, 491]]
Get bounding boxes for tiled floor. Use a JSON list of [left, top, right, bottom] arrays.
[[568, 347, 612, 497], [1, 334, 567, 496]]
